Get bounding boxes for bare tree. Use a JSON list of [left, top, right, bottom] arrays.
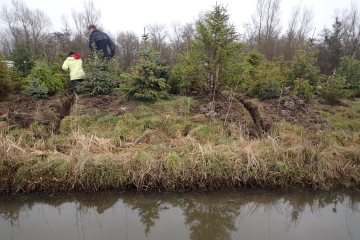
[[169, 21, 195, 54], [71, 0, 102, 56], [244, 0, 282, 59], [145, 22, 168, 54], [29, 9, 52, 56], [116, 31, 140, 70], [341, 3, 360, 58], [0, 0, 52, 57], [12, 0, 32, 46], [284, 2, 314, 60]]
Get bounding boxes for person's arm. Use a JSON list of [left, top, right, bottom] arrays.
[[89, 33, 94, 50], [62, 59, 69, 71], [108, 37, 115, 58]]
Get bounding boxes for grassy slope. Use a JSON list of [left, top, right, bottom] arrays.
[[1, 96, 360, 193]]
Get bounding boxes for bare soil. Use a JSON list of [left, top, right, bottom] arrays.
[[0, 91, 73, 131], [71, 93, 138, 118], [1, 89, 325, 134], [182, 89, 324, 133]]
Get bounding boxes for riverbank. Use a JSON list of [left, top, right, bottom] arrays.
[[1, 92, 360, 193]]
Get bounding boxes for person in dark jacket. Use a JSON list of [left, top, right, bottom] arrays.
[[88, 24, 115, 60]]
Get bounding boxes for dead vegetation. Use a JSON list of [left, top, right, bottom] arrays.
[[1, 91, 360, 193]]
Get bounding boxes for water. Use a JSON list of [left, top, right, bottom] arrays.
[[0, 189, 359, 240]]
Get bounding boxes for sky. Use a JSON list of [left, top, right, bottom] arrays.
[[1, 0, 359, 38]]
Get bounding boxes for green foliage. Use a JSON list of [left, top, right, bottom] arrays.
[[50, 52, 68, 74], [8, 68, 26, 91], [0, 53, 13, 101], [121, 32, 170, 102], [286, 49, 320, 87], [167, 69, 181, 95], [78, 49, 117, 97], [248, 81, 263, 97], [170, 54, 206, 91], [27, 61, 66, 95], [171, 3, 245, 91], [10, 44, 35, 78], [337, 56, 360, 97], [261, 80, 281, 100], [318, 75, 352, 105], [24, 78, 49, 99], [247, 50, 262, 68], [293, 78, 312, 102], [247, 58, 286, 98]]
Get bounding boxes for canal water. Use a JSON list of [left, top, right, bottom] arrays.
[[0, 189, 359, 240]]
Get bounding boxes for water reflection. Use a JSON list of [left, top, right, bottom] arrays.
[[0, 189, 359, 240]]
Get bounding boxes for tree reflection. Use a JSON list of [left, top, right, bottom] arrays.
[[179, 194, 239, 240], [0, 189, 360, 240], [122, 193, 169, 236]]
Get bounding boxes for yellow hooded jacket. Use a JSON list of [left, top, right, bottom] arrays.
[[62, 54, 85, 80]]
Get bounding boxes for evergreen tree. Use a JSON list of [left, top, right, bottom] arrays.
[[10, 44, 35, 78], [318, 74, 351, 105], [121, 31, 170, 102], [24, 78, 49, 99], [337, 56, 360, 97], [316, 18, 343, 75], [286, 48, 320, 87], [248, 57, 286, 99], [77, 49, 118, 97], [171, 3, 245, 93], [293, 78, 312, 103], [27, 61, 66, 95]]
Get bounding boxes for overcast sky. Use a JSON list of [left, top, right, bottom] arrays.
[[1, 0, 359, 37]]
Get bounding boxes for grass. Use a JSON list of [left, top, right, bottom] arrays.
[[0, 96, 360, 193]]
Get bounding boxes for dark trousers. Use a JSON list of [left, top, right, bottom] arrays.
[[71, 79, 84, 94]]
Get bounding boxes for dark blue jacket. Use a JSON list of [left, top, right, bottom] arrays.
[[89, 29, 115, 59]]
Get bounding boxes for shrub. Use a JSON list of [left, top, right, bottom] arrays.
[[77, 50, 117, 97], [337, 56, 360, 97], [9, 68, 26, 91], [293, 78, 312, 102], [247, 57, 285, 99], [27, 61, 66, 95], [0, 53, 13, 101], [24, 78, 49, 99], [247, 80, 263, 97], [261, 80, 281, 100], [318, 75, 351, 105], [167, 66, 181, 95], [247, 50, 262, 68], [286, 49, 320, 87]]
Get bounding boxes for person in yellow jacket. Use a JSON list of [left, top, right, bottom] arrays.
[[62, 51, 85, 95]]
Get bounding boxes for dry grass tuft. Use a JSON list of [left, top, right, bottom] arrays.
[[1, 96, 360, 193]]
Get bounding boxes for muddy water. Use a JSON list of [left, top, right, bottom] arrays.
[[1, 189, 359, 240]]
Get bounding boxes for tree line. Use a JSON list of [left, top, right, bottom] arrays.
[[1, 0, 360, 104], [1, 0, 359, 72]]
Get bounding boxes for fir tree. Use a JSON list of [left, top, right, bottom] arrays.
[[121, 31, 170, 102], [286, 48, 320, 87], [171, 3, 244, 93], [10, 44, 35, 78], [337, 56, 360, 97], [77, 49, 118, 97], [318, 75, 351, 105], [24, 78, 49, 99], [27, 61, 66, 95]]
